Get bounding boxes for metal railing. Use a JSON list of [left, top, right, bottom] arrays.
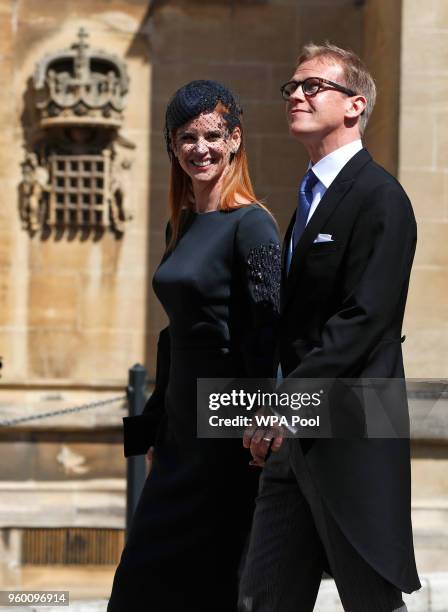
[[125, 364, 147, 538], [0, 395, 126, 427], [0, 363, 150, 538]]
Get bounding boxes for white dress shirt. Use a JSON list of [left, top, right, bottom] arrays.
[[287, 140, 363, 268]]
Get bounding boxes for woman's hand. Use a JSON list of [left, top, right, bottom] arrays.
[[146, 446, 154, 464]]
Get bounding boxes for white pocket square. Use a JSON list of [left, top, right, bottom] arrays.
[[313, 233, 333, 243]]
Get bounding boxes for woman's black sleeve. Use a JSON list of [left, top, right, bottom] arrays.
[[234, 207, 281, 378]]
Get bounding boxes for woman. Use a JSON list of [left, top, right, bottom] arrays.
[[108, 80, 280, 612]]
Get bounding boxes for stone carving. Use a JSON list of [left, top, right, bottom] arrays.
[[33, 27, 129, 128], [20, 153, 50, 232], [110, 154, 133, 233], [21, 28, 134, 234]]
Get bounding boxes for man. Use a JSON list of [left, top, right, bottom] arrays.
[[239, 43, 420, 612]]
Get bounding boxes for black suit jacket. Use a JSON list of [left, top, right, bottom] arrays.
[[280, 148, 420, 593]]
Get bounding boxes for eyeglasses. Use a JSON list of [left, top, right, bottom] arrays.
[[280, 77, 356, 101]]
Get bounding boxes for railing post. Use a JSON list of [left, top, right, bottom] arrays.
[[126, 363, 147, 539]]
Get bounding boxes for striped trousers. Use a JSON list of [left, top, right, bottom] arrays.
[[239, 440, 406, 612]]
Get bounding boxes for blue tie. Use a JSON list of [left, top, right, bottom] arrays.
[[293, 169, 318, 248]]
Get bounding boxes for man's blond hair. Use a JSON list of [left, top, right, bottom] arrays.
[[297, 42, 376, 135]]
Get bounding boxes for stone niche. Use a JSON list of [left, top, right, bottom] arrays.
[[20, 27, 135, 238]]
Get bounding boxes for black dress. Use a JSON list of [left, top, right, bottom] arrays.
[[108, 205, 281, 612]]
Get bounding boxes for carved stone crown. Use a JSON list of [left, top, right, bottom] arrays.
[[33, 28, 130, 128]]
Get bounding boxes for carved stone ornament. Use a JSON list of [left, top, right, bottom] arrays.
[[20, 28, 135, 235]]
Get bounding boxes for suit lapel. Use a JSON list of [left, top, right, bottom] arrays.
[[280, 214, 295, 308], [283, 148, 372, 310]]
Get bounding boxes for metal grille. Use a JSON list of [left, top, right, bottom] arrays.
[[22, 528, 124, 565], [48, 153, 109, 227]]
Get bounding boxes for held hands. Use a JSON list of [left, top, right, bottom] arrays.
[[243, 406, 284, 468]]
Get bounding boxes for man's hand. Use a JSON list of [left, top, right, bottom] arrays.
[[243, 407, 284, 468]]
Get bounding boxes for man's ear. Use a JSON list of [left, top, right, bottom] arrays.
[[346, 95, 367, 120]]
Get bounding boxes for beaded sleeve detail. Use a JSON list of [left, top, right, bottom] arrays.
[[246, 242, 281, 312]]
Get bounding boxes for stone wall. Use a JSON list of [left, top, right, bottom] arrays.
[[0, 1, 151, 393], [0, 0, 401, 398], [400, 0, 448, 378]]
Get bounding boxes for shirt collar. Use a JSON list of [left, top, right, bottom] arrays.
[[309, 140, 363, 189]]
